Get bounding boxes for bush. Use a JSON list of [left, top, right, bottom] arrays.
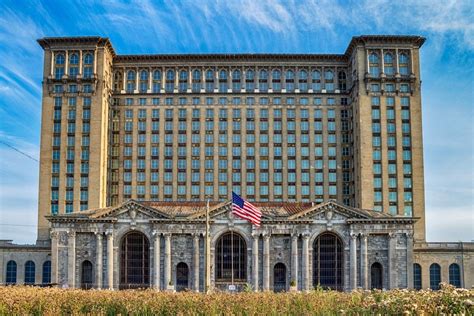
[[0, 284, 472, 315]]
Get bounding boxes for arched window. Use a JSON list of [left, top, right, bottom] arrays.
[[429, 263, 441, 290], [165, 70, 175, 93], [24, 261, 35, 285], [127, 70, 135, 81], [384, 53, 394, 75], [285, 70, 295, 92], [338, 71, 347, 91], [120, 231, 150, 289], [399, 53, 409, 75], [166, 69, 175, 80], [299, 70, 308, 92], [312, 70, 321, 91], [369, 53, 380, 77], [55, 54, 65, 65], [6, 260, 17, 285], [324, 70, 334, 91], [232, 70, 241, 92], [259, 69, 268, 92], [273, 262, 287, 292], [83, 53, 93, 65], [179, 70, 188, 92], [413, 263, 422, 290], [205, 69, 214, 92], [449, 263, 461, 287], [139, 70, 148, 92], [176, 262, 189, 291], [272, 69, 281, 92], [140, 70, 148, 81], [81, 260, 93, 289], [313, 232, 343, 290], [42, 261, 51, 284], [215, 231, 247, 282], [153, 70, 162, 81], [370, 262, 383, 289], [69, 53, 79, 65], [192, 69, 201, 92], [245, 69, 255, 92], [126, 70, 136, 93], [218, 70, 227, 93], [152, 70, 161, 93]]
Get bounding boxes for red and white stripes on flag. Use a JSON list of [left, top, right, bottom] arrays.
[[232, 191, 262, 227]]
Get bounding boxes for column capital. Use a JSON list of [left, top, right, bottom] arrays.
[[95, 232, 103, 240], [291, 232, 299, 239], [192, 233, 200, 240], [405, 232, 414, 239], [164, 232, 172, 239], [50, 230, 59, 239], [301, 233, 310, 240], [251, 232, 260, 239], [152, 230, 161, 238], [388, 232, 397, 239], [360, 233, 369, 240], [350, 233, 358, 240], [67, 230, 76, 238], [262, 233, 271, 240]]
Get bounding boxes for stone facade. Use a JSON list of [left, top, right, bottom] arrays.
[[1, 35, 472, 291], [39, 199, 418, 291]]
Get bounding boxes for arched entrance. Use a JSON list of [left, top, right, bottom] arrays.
[[215, 231, 247, 283], [81, 260, 93, 289], [273, 263, 287, 292], [313, 232, 343, 290], [371, 262, 383, 289], [120, 231, 150, 289], [176, 262, 189, 291]]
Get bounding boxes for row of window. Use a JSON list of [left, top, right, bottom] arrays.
[[413, 263, 461, 290], [117, 96, 349, 106], [118, 107, 349, 120], [5, 260, 51, 285], [54, 53, 94, 80], [368, 52, 410, 77]]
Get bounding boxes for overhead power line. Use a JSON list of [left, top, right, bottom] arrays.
[[0, 140, 39, 163]]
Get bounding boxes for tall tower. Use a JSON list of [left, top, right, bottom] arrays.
[[36, 37, 114, 241], [348, 36, 426, 241]]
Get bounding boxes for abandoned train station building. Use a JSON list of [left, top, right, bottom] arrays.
[[0, 35, 472, 291]]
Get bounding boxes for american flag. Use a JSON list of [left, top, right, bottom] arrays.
[[232, 191, 262, 227]]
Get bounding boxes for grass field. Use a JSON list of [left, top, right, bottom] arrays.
[[0, 283, 473, 315]]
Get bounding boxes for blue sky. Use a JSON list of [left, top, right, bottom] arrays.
[[0, 0, 473, 243]]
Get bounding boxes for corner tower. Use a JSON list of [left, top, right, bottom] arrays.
[[36, 37, 114, 241]]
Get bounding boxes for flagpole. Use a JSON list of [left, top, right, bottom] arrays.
[[205, 199, 211, 293]]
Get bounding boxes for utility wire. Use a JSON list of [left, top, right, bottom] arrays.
[[0, 140, 39, 163]]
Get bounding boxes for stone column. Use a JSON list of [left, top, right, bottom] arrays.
[[252, 233, 259, 291], [350, 233, 357, 290], [360, 234, 368, 290], [106, 231, 114, 289], [302, 234, 310, 291], [135, 67, 139, 92], [263, 234, 270, 291], [122, 67, 126, 91], [291, 233, 298, 289], [65, 50, 69, 76], [96, 232, 103, 289], [406, 232, 414, 289], [50, 231, 59, 285], [164, 233, 172, 287], [78, 50, 82, 76], [153, 232, 161, 290], [193, 234, 200, 292], [93, 50, 97, 74], [50, 51, 54, 77], [388, 233, 397, 289], [67, 231, 76, 288]]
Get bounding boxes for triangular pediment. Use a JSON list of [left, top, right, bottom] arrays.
[[90, 200, 170, 220], [287, 200, 371, 220]]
